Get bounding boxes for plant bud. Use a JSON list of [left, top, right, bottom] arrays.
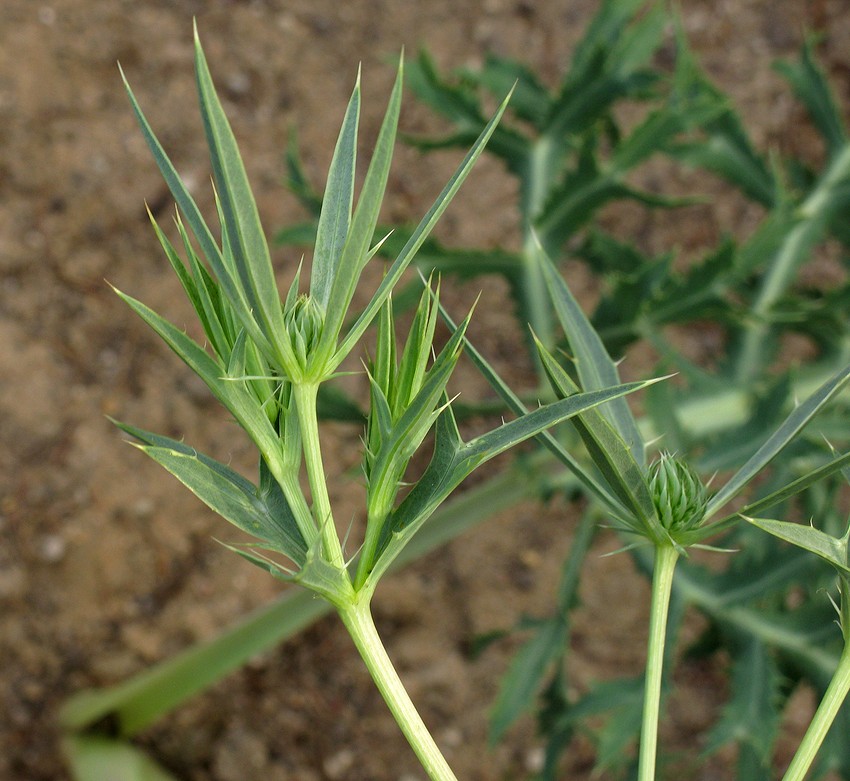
[[284, 294, 324, 367], [648, 453, 708, 533]]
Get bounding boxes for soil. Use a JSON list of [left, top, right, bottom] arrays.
[[2, 1, 848, 780]]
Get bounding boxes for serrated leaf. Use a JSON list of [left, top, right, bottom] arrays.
[[704, 638, 780, 766], [775, 40, 847, 159]]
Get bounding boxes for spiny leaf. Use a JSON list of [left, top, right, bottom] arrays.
[[537, 241, 644, 465], [316, 57, 403, 367], [744, 516, 850, 576], [707, 362, 850, 519], [115, 423, 307, 566], [193, 27, 295, 376], [333, 86, 514, 368], [311, 76, 359, 309], [535, 337, 665, 542]]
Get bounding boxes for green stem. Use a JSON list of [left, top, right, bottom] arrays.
[[293, 382, 345, 569], [638, 543, 680, 781], [339, 600, 459, 781], [782, 641, 850, 781]]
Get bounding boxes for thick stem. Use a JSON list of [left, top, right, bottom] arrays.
[[339, 601, 459, 781], [782, 641, 850, 781], [638, 544, 680, 781], [293, 382, 345, 569]]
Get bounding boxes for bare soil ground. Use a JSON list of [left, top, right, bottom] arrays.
[[2, 1, 848, 779]]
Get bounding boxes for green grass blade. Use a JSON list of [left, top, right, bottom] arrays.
[[192, 28, 294, 374], [59, 587, 328, 736], [311, 76, 359, 309], [538, 241, 644, 465], [333, 87, 513, 368], [707, 363, 850, 519], [63, 735, 180, 781]]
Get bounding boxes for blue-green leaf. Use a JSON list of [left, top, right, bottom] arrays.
[[311, 77, 359, 309]]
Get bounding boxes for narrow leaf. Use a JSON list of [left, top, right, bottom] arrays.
[[312, 77, 360, 308], [535, 337, 663, 541], [490, 619, 567, 743], [318, 58, 403, 361], [707, 363, 850, 519], [538, 241, 644, 465], [745, 516, 849, 575], [333, 87, 514, 367], [193, 28, 294, 375]]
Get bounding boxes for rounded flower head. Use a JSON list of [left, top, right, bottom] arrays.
[[648, 453, 708, 533], [285, 294, 324, 369]]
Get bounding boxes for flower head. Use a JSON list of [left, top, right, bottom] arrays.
[[648, 453, 708, 533]]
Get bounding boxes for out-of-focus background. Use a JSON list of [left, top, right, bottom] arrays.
[[2, 1, 847, 779]]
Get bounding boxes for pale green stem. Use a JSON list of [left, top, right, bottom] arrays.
[[638, 543, 680, 781], [339, 600, 459, 781], [292, 382, 345, 569], [782, 641, 850, 781]]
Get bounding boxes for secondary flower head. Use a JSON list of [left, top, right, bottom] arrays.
[[648, 453, 708, 533]]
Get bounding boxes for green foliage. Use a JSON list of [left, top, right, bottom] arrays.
[[63, 3, 850, 780]]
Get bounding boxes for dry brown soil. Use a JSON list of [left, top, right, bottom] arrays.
[[2, 1, 848, 780]]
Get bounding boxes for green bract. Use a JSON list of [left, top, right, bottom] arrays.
[[647, 453, 708, 533]]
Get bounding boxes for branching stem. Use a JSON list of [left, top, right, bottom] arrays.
[[782, 640, 850, 781], [638, 543, 679, 781], [339, 600, 459, 781], [293, 382, 345, 569]]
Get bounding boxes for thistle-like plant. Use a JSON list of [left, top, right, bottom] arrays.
[[111, 27, 664, 780], [452, 238, 850, 780]]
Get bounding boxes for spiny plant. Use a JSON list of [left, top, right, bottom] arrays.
[[90, 25, 665, 781], [60, 5, 850, 780]]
